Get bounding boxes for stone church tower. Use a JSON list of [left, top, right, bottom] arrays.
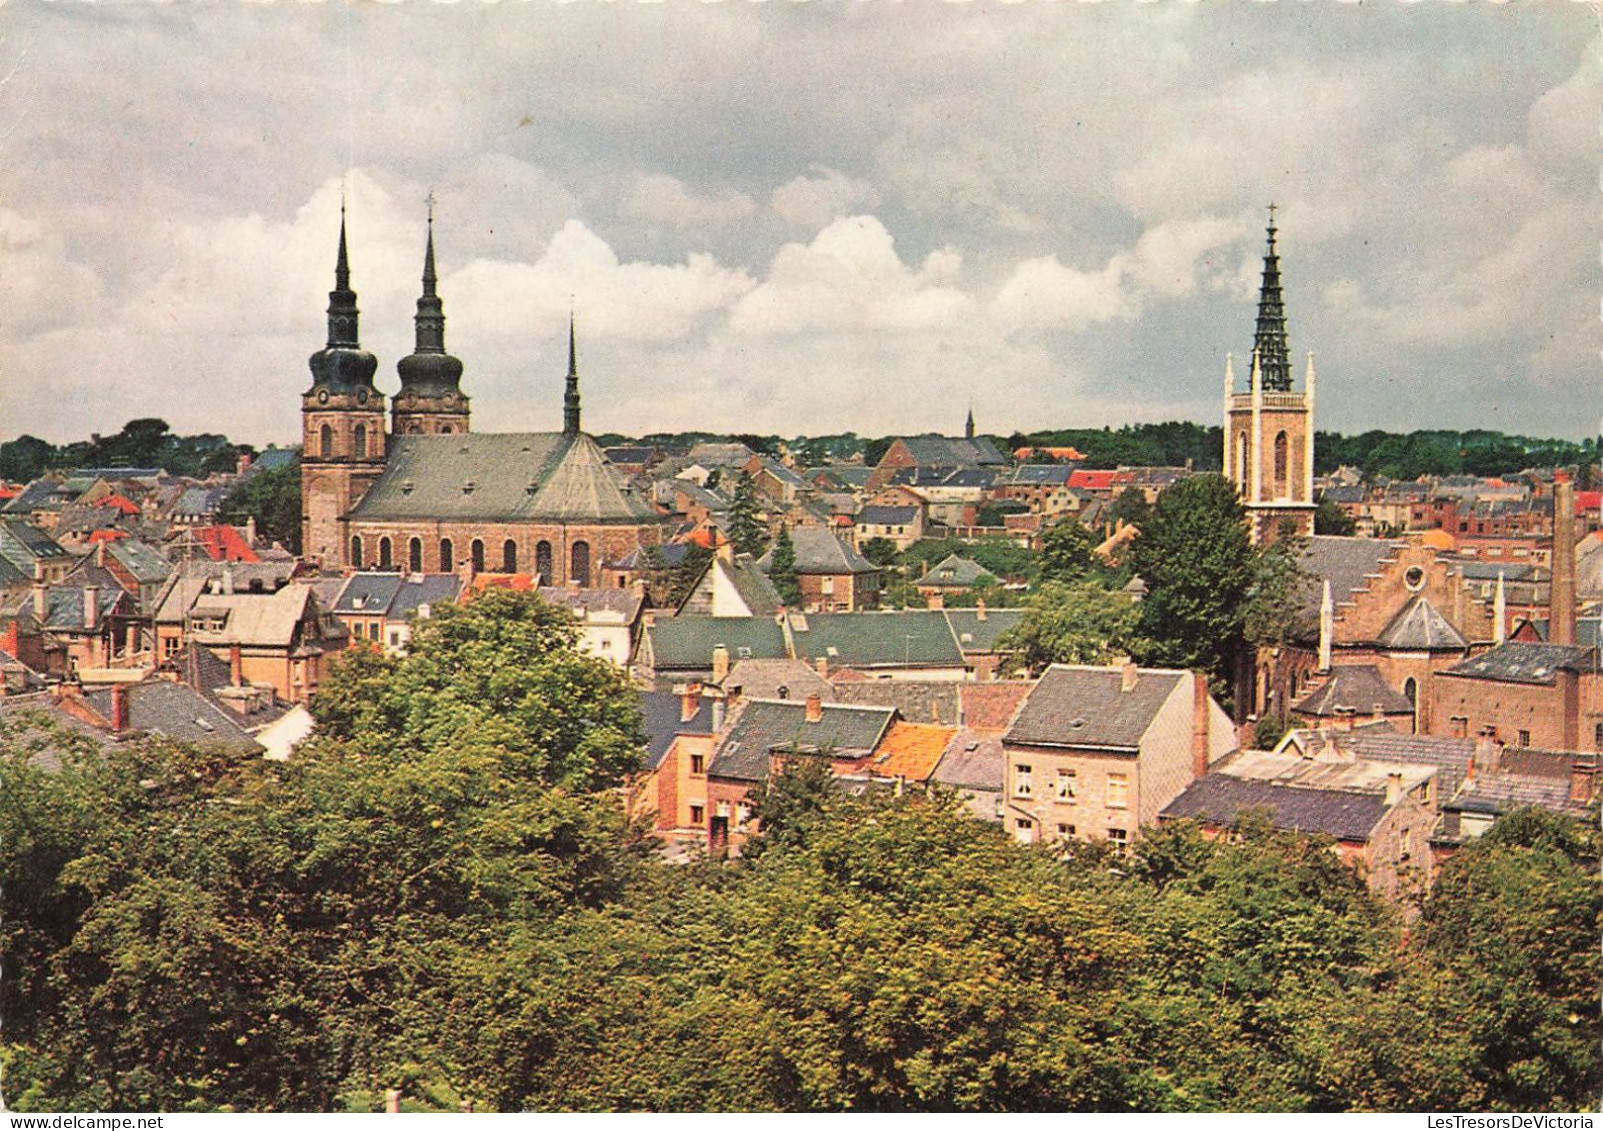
[[392, 210, 471, 437], [301, 210, 388, 566], [1223, 210, 1317, 544]]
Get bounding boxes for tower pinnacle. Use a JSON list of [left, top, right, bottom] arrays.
[[563, 311, 581, 436], [326, 207, 360, 348]]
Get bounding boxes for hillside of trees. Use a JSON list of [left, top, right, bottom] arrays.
[[0, 419, 250, 482], [3, 587, 1597, 1112]]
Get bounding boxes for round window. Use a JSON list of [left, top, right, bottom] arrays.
[[317, 389, 330, 404], [1404, 566, 1426, 591]]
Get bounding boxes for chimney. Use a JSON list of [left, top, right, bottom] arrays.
[[110, 683, 129, 735], [712, 696, 726, 732], [96, 539, 107, 568], [1473, 728, 1502, 774], [31, 575, 47, 623], [1551, 471, 1577, 646], [805, 694, 823, 723], [1120, 659, 1139, 693], [1493, 571, 1507, 645], [711, 644, 731, 686], [1556, 667, 1580, 751], [1192, 672, 1211, 777], [927, 591, 944, 610], [230, 643, 244, 688], [83, 584, 100, 631], [1569, 762, 1596, 805], [1384, 771, 1404, 807], [245, 515, 258, 547], [681, 682, 701, 723], [221, 565, 235, 596], [815, 655, 829, 680], [975, 598, 986, 622]]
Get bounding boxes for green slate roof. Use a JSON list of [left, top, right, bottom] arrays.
[[789, 610, 964, 668], [646, 615, 789, 671], [349, 433, 662, 525]]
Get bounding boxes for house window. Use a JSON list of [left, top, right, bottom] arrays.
[[1056, 823, 1076, 838], [320, 423, 334, 459], [1107, 827, 1129, 853], [1013, 763, 1033, 798], [822, 576, 835, 595], [1106, 773, 1128, 809], [690, 754, 705, 775], [1517, 729, 1531, 747], [439, 539, 454, 572], [736, 804, 751, 829], [389, 631, 402, 648], [1055, 769, 1077, 800], [689, 804, 705, 825]]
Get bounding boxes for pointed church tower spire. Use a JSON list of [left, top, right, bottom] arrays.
[[563, 311, 582, 436], [965, 404, 975, 441], [1252, 204, 1293, 393], [394, 198, 469, 436], [326, 203, 362, 349]]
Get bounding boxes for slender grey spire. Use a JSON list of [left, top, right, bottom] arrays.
[[1252, 203, 1293, 393], [563, 310, 581, 436]]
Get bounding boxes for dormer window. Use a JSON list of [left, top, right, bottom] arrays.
[[463, 480, 476, 495]]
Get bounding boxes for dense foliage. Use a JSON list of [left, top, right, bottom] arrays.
[[4, 589, 1598, 1112], [0, 419, 248, 481], [219, 460, 303, 554]]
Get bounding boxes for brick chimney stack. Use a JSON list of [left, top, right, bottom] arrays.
[[711, 644, 730, 686], [1120, 659, 1139, 693], [805, 694, 823, 723], [1191, 672, 1211, 777], [110, 683, 129, 734], [1551, 471, 1577, 646], [230, 643, 244, 688], [83, 585, 100, 631]]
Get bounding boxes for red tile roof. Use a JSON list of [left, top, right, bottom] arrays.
[[191, 525, 260, 563]]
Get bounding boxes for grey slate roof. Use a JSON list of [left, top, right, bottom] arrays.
[[83, 682, 261, 753], [1442, 641, 1600, 685], [832, 679, 962, 726], [894, 435, 1007, 467], [1005, 664, 1185, 750], [332, 572, 461, 619], [711, 698, 896, 782], [758, 527, 877, 575], [638, 690, 716, 771], [944, 608, 1024, 653], [789, 610, 964, 669], [1293, 665, 1415, 717], [919, 554, 991, 589], [723, 658, 835, 702], [0, 519, 69, 569], [857, 505, 919, 526], [1378, 596, 1469, 651], [933, 731, 1005, 792], [348, 433, 661, 524], [1301, 536, 1405, 616], [1161, 776, 1388, 841], [646, 615, 789, 672], [108, 539, 175, 586]]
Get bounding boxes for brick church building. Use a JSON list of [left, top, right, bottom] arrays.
[[299, 211, 663, 583]]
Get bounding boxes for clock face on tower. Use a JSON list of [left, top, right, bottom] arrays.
[[357, 388, 368, 404], [317, 389, 329, 404]]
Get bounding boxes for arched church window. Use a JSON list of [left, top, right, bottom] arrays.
[[379, 537, 393, 570], [321, 424, 335, 460], [354, 424, 368, 460], [503, 540, 518, 573], [536, 541, 553, 584], [439, 539, 454, 572], [350, 536, 363, 569], [571, 541, 590, 587], [471, 539, 486, 574], [409, 537, 423, 573], [1273, 431, 1289, 495], [1403, 677, 1419, 735]]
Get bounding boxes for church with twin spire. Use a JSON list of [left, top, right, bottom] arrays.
[[299, 211, 663, 582]]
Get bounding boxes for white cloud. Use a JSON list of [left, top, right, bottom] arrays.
[[769, 167, 881, 231], [620, 173, 756, 234], [0, 209, 104, 336], [729, 216, 972, 336]]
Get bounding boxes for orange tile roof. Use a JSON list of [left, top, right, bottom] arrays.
[[867, 721, 957, 783], [959, 681, 1034, 731]]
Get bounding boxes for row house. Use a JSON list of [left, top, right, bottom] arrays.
[[1003, 662, 1236, 851], [866, 434, 1007, 492], [330, 571, 463, 654], [756, 527, 880, 612], [852, 504, 924, 551], [161, 579, 347, 705]]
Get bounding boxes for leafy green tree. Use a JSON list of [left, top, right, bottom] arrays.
[[1243, 524, 1311, 658], [768, 526, 801, 606], [1313, 497, 1357, 536], [0, 434, 58, 481], [727, 472, 768, 557], [1128, 474, 1254, 696], [1037, 518, 1100, 584], [859, 536, 900, 567], [999, 581, 1148, 674], [1107, 485, 1152, 530], [220, 460, 303, 553]]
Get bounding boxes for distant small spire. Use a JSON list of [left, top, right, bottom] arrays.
[[563, 309, 581, 436], [965, 404, 975, 441], [326, 206, 360, 348]]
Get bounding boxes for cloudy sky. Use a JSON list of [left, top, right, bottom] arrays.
[[1, 1, 1596, 447]]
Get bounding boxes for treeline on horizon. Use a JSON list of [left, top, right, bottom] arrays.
[[4, 419, 1599, 487]]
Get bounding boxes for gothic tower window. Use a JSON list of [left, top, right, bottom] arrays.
[[321, 424, 335, 459], [536, 541, 553, 584], [440, 538, 454, 572], [503, 539, 518, 573], [350, 535, 363, 569], [1236, 433, 1248, 486], [471, 539, 486, 573], [571, 540, 590, 586], [409, 537, 423, 573], [379, 537, 393, 570], [1273, 431, 1289, 495], [1403, 677, 1419, 734], [354, 423, 368, 460]]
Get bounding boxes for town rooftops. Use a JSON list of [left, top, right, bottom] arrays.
[[536, 584, 645, 624], [933, 731, 1005, 792], [638, 689, 717, 771], [758, 527, 878, 575], [711, 698, 897, 783], [82, 681, 262, 754], [943, 608, 1023, 653], [645, 615, 789, 673], [1005, 663, 1187, 751], [788, 609, 964, 669], [856, 505, 919, 526], [863, 721, 955, 782], [334, 572, 463, 619], [1160, 776, 1391, 842], [1301, 535, 1406, 616], [1441, 641, 1600, 685], [1377, 596, 1469, 652], [724, 657, 836, 703], [892, 434, 1007, 468], [1293, 664, 1415, 718], [919, 554, 991, 589], [348, 433, 661, 525]]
